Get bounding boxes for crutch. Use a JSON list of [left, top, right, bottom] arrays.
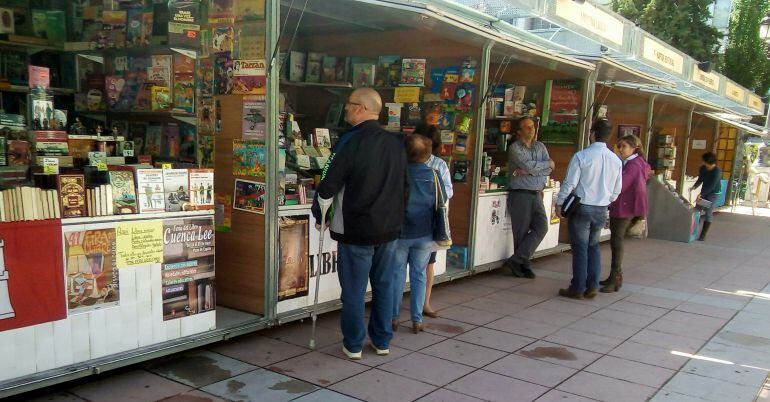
[[309, 197, 333, 349]]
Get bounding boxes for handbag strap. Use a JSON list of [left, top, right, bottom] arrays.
[[431, 169, 442, 211]]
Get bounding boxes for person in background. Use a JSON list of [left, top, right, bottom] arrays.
[[690, 152, 722, 241], [391, 135, 446, 334], [413, 124, 453, 318], [504, 116, 554, 278], [555, 119, 622, 300], [312, 88, 408, 360], [602, 134, 651, 293]]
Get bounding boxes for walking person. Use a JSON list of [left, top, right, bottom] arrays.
[[601, 134, 651, 293], [312, 88, 408, 360], [690, 152, 722, 241], [555, 119, 622, 300], [391, 135, 447, 334], [503, 116, 554, 278], [412, 124, 453, 318]]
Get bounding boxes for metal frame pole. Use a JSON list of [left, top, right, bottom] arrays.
[[265, 0, 281, 322], [643, 95, 657, 158], [578, 69, 599, 150], [677, 104, 696, 194]]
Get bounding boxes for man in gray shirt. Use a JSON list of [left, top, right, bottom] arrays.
[[503, 116, 554, 278]]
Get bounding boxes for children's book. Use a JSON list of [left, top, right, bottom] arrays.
[[151, 86, 172, 111], [400, 58, 426, 86], [352, 64, 375, 87], [148, 55, 172, 87], [212, 26, 234, 52], [173, 73, 195, 113], [109, 169, 137, 214], [321, 55, 337, 82], [376, 55, 399, 87], [232, 59, 266, 95]]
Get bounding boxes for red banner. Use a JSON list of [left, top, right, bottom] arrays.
[[0, 220, 66, 332]]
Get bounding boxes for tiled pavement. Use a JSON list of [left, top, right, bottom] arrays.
[[29, 211, 770, 401]]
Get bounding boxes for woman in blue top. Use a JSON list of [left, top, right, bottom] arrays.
[[689, 152, 722, 241], [391, 134, 447, 334]]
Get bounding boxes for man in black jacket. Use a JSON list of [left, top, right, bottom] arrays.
[[312, 88, 407, 360]]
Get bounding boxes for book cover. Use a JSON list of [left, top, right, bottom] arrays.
[[7, 140, 29, 166], [288, 51, 306, 82], [214, 53, 233, 95], [321, 55, 337, 83], [314, 128, 331, 148], [335, 56, 349, 83], [209, 0, 234, 24], [400, 58, 426, 86], [57, 174, 87, 218], [163, 169, 190, 212], [0, 8, 14, 34], [189, 168, 214, 210], [0, 136, 6, 166], [151, 86, 172, 111], [197, 134, 214, 168], [109, 170, 138, 214], [199, 58, 214, 96], [233, 178, 265, 213], [134, 80, 154, 111], [168, 0, 201, 48], [148, 55, 173, 87], [105, 75, 126, 110], [28, 65, 50, 90], [145, 124, 163, 156], [172, 73, 195, 113], [234, 0, 265, 20], [136, 168, 166, 213], [31, 99, 54, 131], [116, 71, 146, 111], [232, 59, 266, 95], [242, 95, 266, 141], [235, 22, 265, 60], [352, 64, 375, 87], [140, 12, 153, 46], [163, 123, 181, 158], [305, 52, 323, 83], [126, 8, 144, 47], [173, 53, 196, 74], [232, 140, 266, 177], [376, 55, 399, 87], [130, 123, 148, 154], [212, 26, 234, 53], [179, 124, 196, 162], [198, 96, 216, 135]]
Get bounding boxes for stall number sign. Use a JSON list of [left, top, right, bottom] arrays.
[[692, 140, 707, 150], [725, 81, 746, 103], [749, 94, 764, 112], [554, 0, 624, 47], [43, 158, 59, 174], [642, 37, 684, 75], [692, 66, 720, 92]]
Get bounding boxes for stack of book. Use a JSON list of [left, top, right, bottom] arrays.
[[0, 186, 61, 222]]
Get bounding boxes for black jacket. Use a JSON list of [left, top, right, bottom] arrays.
[[312, 120, 408, 245]]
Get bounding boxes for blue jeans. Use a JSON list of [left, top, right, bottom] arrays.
[[337, 240, 398, 353], [702, 193, 718, 222], [568, 205, 608, 293], [391, 235, 433, 323]]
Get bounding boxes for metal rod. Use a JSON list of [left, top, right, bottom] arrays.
[[309, 200, 331, 349]]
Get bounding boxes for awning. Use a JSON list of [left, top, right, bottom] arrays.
[[699, 112, 766, 136], [608, 82, 722, 113], [572, 55, 674, 87]]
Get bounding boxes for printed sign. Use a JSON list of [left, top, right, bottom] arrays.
[[642, 36, 684, 75], [725, 81, 746, 103], [64, 228, 120, 314], [162, 217, 215, 320], [278, 215, 310, 301], [116, 220, 163, 267], [553, 0, 624, 47], [691, 65, 720, 92], [43, 157, 59, 174]]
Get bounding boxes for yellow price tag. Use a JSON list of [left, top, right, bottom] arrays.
[[162, 163, 173, 170], [96, 161, 108, 171], [43, 157, 59, 174]]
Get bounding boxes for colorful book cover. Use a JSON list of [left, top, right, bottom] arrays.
[[233, 179, 265, 214], [109, 170, 138, 214], [234, 0, 265, 20], [305, 52, 323, 83], [129, 56, 151, 72], [214, 53, 233, 95], [163, 123, 181, 158], [151, 86, 172, 111], [28, 65, 50, 90], [145, 124, 163, 156], [168, 0, 201, 48], [140, 12, 153, 46], [7, 140, 29, 166], [232, 140, 266, 177], [162, 169, 190, 212], [173, 73, 195, 113], [148, 55, 172, 87], [321, 55, 337, 82], [352, 64, 375, 87], [197, 134, 214, 168], [198, 96, 216, 135], [232, 59, 266, 95], [212, 26, 234, 53], [199, 58, 214, 96], [130, 123, 148, 154], [57, 174, 87, 218], [136, 168, 166, 213], [173, 53, 196, 74], [376, 55, 400, 87], [235, 22, 265, 60], [105, 75, 126, 110], [189, 169, 214, 210], [242, 95, 266, 142], [115, 71, 145, 112], [101, 10, 128, 48], [400, 58, 426, 86], [31, 99, 54, 130], [209, 0, 235, 24], [126, 8, 144, 47], [288, 51, 306, 82], [179, 124, 196, 162], [134, 81, 154, 112]]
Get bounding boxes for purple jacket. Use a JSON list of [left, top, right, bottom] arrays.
[[609, 155, 651, 218]]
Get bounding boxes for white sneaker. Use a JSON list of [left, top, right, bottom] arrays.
[[342, 345, 362, 360], [370, 343, 390, 356]]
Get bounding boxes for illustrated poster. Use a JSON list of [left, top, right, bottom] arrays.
[[242, 95, 266, 142], [232, 140, 266, 177], [278, 215, 309, 301], [64, 228, 120, 314], [233, 179, 265, 214]]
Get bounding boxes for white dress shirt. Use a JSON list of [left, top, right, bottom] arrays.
[[557, 142, 623, 207]]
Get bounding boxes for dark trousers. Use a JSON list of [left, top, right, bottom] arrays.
[[609, 217, 632, 273], [506, 191, 548, 266]]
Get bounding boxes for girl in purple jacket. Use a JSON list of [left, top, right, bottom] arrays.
[[601, 135, 651, 293]]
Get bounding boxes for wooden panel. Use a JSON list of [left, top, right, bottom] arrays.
[[686, 115, 716, 176], [214, 95, 266, 315], [651, 102, 689, 183]]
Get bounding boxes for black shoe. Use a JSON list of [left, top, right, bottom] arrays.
[[503, 260, 525, 277], [522, 267, 536, 279]]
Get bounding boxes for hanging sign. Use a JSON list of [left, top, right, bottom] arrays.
[[748, 93, 764, 113], [691, 66, 720, 92], [553, 0, 624, 47], [725, 81, 746, 104], [642, 37, 684, 75]]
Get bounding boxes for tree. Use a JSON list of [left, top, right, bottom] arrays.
[[722, 0, 770, 96], [611, 0, 723, 62]]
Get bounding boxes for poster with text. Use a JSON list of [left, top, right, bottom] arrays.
[[232, 140, 266, 177], [162, 217, 216, 320], [0, 220, 67, 332], [242, 95, 266, 142], [64, 228, 120, 314], [233, 179, 265, 214], [278, 215, 309, 301]]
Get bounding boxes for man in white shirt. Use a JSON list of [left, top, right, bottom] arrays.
[[555, 119, 622, 300]]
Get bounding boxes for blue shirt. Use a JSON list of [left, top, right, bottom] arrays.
[[508, 140, 552, 191], [402, 163, 445, 239], [557, 142, 623, 207]]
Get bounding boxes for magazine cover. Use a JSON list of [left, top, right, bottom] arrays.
[[242, 95, 266, 142], [232, 140, 266, 177], [214, 53, 233, 95], [232, 59, 266, 95], [198, 96, 216, 135], [233, 179, 265, 214], [199, 58, 214, 96], [197, 134, 214, 168], [278, 215, 309, 301], [168, 0, 201, 48], [400, 58, 426, 86], [173, 72, 195, 113], [64, 228, 120, 314], [212, 26, 234, 53]]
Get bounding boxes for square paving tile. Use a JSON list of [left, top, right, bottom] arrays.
[[647, 319, 720, 340], [662, 372, 759, 402], [624, 293, 683, 309], [566, 317, 642, 340], [27, 392, 87, 402], [454, 327, 536, 353], [485, 354, 577, 387], [318, 342, 411, 367], [264, 322, 342, 350], [461, 297, 529, 316], [588, 308, 656, 328], [202, 369, 317, 402], [421, 317, 477, 337], [430, 289, 478, 306], [445, 369, 549, 402], [660, 310, 728, 329], [585, 355, 675, 388], [557, 371, 656, 402], [160, 390, 228, 402], [606, 300, 670, 318], [209, 334, 310, 367], [266, 351, 368, 386], [513, 307, 582, 327], [675, 301, 738, 320], [379, 352, 476, 386], [649, 390, 710, 402], [535, 299, 600, 317], [390, 329, 447, 351], [628, 329, 706, 354], [69, 370, 192, 402], [485, 316, 561, 339], [329, 368, 436, 402], [682, 357, 770, 387], [416, 388, 485, 402], [534, 390, 599, 402], [435, 305, 503, 326], [421, 339, 507, 368], [608, 341, 690, 370], [442, 282, 500, 297], [515, 340, 601, 370], [291, 388, 363, 402], [543, 328, 624, 354], [145, 350, 257, 387], [486, 290, 551, 306]]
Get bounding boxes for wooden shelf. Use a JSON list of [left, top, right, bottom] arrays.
[[281, 80, 352, 89], [0, 84, 75, 96]]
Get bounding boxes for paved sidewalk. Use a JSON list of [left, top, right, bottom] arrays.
[[30, 211, 770, 402]]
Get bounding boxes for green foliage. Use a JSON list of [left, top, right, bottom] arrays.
[[722, 0, 770, 96], [610, 0, 646, 20]]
